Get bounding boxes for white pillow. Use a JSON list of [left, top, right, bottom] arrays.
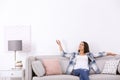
[[32, 61, 45, 77], [102, 59, 120, 74]]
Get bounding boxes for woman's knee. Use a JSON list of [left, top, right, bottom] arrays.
[[72, 69, 80, 76]]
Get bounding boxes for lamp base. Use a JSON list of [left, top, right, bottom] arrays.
[[15, 61, 23, 69], [11, 60, 23, 70]]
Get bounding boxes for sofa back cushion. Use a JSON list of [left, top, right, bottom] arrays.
[[60, 58, 69, 74], [89, 58, 106, 74]]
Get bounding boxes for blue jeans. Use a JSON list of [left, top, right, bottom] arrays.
[[72, 69, 89, 80]]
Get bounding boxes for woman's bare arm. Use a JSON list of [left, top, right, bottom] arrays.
[[56, 40, 63, 51], [56, 40, 72, 58]]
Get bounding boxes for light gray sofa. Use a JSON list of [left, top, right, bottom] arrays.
[[25, 55, 120, 80]]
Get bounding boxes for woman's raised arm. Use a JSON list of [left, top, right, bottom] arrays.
[[56, 40, 73, 58], [56, 40, 63, 52]]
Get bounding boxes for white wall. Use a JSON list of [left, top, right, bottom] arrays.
[[0, 0, 120, 69]]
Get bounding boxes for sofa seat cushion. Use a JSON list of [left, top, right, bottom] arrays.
[[90, 74, 120, 80], [33, 75, 79, 80]]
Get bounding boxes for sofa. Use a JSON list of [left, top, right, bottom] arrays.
[[25, 55, 120, 80]]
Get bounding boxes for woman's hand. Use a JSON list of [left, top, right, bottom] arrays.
[[56, 40, 63, 51], [56, 40, 61, 46], [106, 52, 117, 56]]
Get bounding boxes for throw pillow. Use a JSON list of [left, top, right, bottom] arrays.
[[102, 59, 120, 74], [42, 58, 62, 75], [32, 61, 45, 77], [114, 55, 120, 74], [118, 62, 120, 74]]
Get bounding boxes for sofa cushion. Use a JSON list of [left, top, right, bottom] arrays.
[[32, 61, 45, 77], [102, 59, 120, 74], [33, 75, 79, 80], [89, 58, 107, 74], [60, 58, 69, 74], [33, 74, 120, 80], [42, 59, 62, 75], [90, 74, 120, 80], [95, 59, 106, 73]]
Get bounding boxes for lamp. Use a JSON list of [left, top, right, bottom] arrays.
[[8, 40, 22, 68]]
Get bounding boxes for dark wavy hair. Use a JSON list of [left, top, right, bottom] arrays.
[[78, 41, 90, 53]]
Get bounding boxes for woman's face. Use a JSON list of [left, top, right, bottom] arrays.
[[78, 42, 84, 51]]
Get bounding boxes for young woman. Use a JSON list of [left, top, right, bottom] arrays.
[[56, 40, 116, 80]]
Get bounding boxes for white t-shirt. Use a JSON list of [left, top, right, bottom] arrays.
[[74, 55, 89, 70]]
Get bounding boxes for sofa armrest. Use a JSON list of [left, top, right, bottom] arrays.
[[25, 56, 35, 80]]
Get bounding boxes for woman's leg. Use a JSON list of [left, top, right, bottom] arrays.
[[79, 69, 90, 80], [79, 75, 83, 80], [72, 69, 80, 76], [73, 69, 83, 80]]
